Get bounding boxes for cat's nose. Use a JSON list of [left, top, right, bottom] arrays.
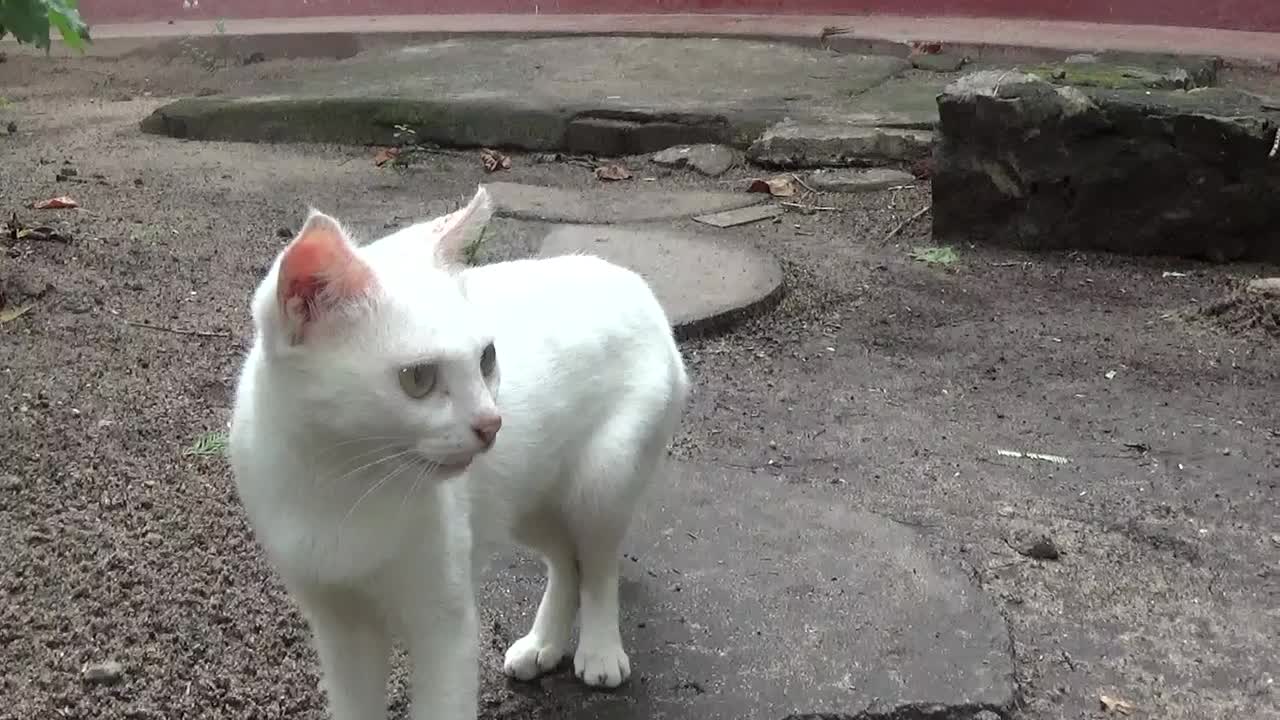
[[472, 413, 502, 449]]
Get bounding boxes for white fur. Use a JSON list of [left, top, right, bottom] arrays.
[[228, 186, 689, 720]]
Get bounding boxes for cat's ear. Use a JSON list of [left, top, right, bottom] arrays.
[[275, 211, 374, 343], [433, 185, 494, 267]]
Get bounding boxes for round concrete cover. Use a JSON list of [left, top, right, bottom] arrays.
[[479, 461, 1016, 719], [537, 225, 784, 339], [486, 182, 768, 224]]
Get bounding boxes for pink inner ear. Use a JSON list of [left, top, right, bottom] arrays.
[[435, 186, 493, 265], [277, 215, 374, 327]]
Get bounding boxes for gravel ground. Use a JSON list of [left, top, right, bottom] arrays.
[[1, 51, 1278, 720]]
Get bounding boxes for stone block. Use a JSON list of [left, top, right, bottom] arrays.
[[933, 70, 1280, 262]]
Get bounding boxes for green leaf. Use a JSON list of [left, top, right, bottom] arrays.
[[0, 0, 92, 51], [184, 429, 229, 457], [45, 0, 90, 49], [909, 245, 959, 267], [2, 0, 53, 49]]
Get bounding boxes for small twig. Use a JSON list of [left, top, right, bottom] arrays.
[[1060, 651, 1077, 671], [125, 319, 230, 338], [781, 201, 838, 212], [790, 173, 818, 194], [882, 204, 932, 243]]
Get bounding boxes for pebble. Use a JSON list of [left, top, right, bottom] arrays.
[[0, 474, 22, 490], [997, 505, 1016, 518], [651, 144, 738, 177], [82, 660, 125, 684], [1007, 523, 1061, 560], [1246, 277, 1280, 298]]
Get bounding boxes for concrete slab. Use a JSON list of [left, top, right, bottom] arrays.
[[693, 204, 785, 228], [478, 461, 1016, 719], [1021, 53, 1220, 90], [807, 167, 918, 193], [487, 182, 764, 224], [473, 220, 784, 339], [834, 74, 953, 129], [748, 122, 935, 169], [140, 38, 909, 151]]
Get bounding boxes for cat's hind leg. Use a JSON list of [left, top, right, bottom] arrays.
[[567, 414, 673, 689], [571, 517, 631, 688], [503, 512, 579, 681]]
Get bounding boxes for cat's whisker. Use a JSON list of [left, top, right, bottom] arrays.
[[394, 459, 435, 527], [315, 434, 412, 452], [317, 439, 401, 464], [318, 447, 416, 489], [336, 455, 418, 533], [313, 436, 411, 466]]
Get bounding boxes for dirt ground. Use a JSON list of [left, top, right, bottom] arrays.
[[2, 52, 1278, 720]]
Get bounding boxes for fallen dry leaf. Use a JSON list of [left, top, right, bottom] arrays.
[[0, 303, 34, 324], [16, 226, 69, 243], [1099, 695, 1136, 715], [910, 40, 943, 54], [594, 163, 633, 181], [373, 147, 401, 166], [32, 196, 78, 210], [481, 149, 512, 173], [747, 176, 797, 198]]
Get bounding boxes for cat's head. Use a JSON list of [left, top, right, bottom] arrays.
[[252, 186, 501, 477]]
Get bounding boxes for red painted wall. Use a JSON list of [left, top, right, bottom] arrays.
[[79, 0, 1280, 33]]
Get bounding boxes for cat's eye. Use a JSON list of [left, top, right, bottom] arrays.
[[399, 363, 437, 398], [480, 343, 497, 377]]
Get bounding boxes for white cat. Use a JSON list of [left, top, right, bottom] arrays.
[[228, 185, 690, 720]]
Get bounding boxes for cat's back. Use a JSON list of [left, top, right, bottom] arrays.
[[461, 253, 687, 428], [463, 254, 675, 357]]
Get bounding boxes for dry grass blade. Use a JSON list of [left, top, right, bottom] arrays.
[[0, 303, 35, 324], [125, 319, 231, 339]]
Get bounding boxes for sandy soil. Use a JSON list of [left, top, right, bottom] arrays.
[[2, 51, 1278, 720]]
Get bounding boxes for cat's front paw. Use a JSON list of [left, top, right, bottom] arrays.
[[574, 643, 631, 689], [502, 633, 567, 681]]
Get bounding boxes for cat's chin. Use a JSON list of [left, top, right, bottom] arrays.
[[426, 455, 477, 476]]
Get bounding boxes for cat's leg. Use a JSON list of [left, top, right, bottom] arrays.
[[503, 513, 579, 680], [571, 519, 631, 689], [406, 587, 480, 720], [296, 588, 393, 720], [568, 414, 674, 689]]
